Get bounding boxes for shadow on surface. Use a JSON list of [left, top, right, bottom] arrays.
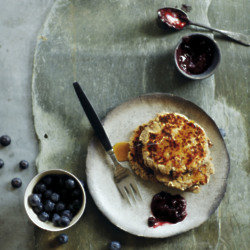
[[140, 18, 177, 38]]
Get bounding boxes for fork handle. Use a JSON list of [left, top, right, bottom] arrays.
[[73, 82, 112, 152]]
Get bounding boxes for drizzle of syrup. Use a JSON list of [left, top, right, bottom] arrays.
[[113, 142, 130, 162]]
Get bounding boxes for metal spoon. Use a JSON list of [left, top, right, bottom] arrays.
[[157, 7, 250, 46]]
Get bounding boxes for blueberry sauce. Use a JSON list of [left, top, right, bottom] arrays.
[[176, 36, 216, 75], [157, 8, 189, 30], [148, 191, 187, 227]]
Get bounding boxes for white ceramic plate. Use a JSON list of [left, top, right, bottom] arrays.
[[86, 94, 229, 238]]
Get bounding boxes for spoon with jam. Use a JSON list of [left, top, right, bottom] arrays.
[[157, 7, 250, 46]]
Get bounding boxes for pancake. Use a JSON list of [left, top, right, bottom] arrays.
[[155, 162, 214, 192], [128, 113, 214, 192], [128, 124, 157, 182]]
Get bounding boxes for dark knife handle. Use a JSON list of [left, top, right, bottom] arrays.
[[73, 82, 112, 152]]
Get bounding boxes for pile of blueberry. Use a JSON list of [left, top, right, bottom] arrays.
[[28, 174, 83, 227]]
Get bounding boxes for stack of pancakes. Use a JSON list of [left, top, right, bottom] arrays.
[[128, 113, 214, 192]]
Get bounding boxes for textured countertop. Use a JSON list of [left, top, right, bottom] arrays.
[[0, 0, 249, 249], [0, 1, 53, 249]]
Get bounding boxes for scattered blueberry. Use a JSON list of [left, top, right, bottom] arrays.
[[52, 213, 61, 226], [61, 210, 72, 221], [44, 190, 53, 199], [34, 183, 46, 193], [38, 211, 49, 222], [57, 233, 68, 244], [0, 159, 4, 168], [33, 203, 43, 214], [56, 202, 65, 212], [0, 135, 11, 146], [219, 128, 226, 138], [44, 200, 55, 212], [28, 194, 41, 207], [51, 193, 60, 203], [109, 241, 121, 250], [19, 160, 29, 170], [43, 176, 52, 186], [65, 178, 75, 190], [11, 178, 22, 188], [59, 216, 70, 227]]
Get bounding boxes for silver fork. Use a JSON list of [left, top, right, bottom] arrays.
[[107, 149, 141, 203], [73, 82, 141, 204]]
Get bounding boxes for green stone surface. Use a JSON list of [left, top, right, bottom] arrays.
[[32, 0, 249, 249]]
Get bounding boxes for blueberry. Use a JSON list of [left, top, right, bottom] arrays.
[[65, 178, 75, 190], [72, 188, 81, 198], [38, 211, 49, 222], [44, 200, 55, 212], [0, 135, 11, 146], [72, 199, 81, 211], [42, 175, 53, 186], [57, 233, 68, 244], [33, 203, 43, 214], [109, 241, 121, 250], [44, 190, 53, 199], [57, 176, 65, 187], [219, 128, 226, 138], [37, 193, 42, 199], [67, 204, 75, 213], [61, 210, 73, 221], [148, 217, 156, 227], [51, 193, 60, 203], [59, 216, 70, 227], [60, 189, 68, 198], [28, 194, 41, 207], [11, 178, 22, 188], [34, 183, 46, 193], [0, 159, 4, 168], [19, 160, 29, 170], [52, 213, 61, 226], [56, 202, 65, 212]]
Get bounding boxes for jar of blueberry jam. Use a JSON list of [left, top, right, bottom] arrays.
[[148, 191, 187, 228]]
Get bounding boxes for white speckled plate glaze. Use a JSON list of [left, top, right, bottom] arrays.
[[86, 93, 230, 238]]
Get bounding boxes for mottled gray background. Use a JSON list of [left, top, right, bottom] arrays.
[[0, 0, 249, 249]]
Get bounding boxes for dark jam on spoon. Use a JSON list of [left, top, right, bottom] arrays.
[[157, 8, 189, 30], [176, 36, 216, 75], [148, 191, 187, 227]]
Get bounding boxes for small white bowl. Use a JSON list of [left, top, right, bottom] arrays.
[[24, 169, 86, 232]]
